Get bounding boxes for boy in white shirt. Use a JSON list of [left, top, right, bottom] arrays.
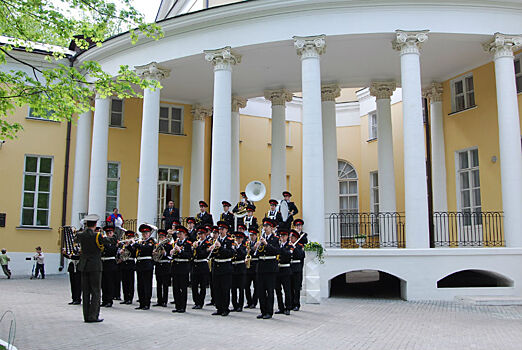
[[33, 246, 45, 279]]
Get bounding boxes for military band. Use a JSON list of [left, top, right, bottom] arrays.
[[66, 193, 306, 322]]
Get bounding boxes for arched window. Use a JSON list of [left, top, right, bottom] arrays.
[[338, 160, 358, 213]]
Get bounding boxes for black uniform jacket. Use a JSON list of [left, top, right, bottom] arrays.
[[74, 228, 111, 272], [278, 241, 293, 276], [290, 243, 305, 273], [162, 207, 180, 229], [246, 240, 258, 274], [171, 239, 193, 275], [220, 212, 235, 229], [134, 238, 156, 271], [211, 235, 234, 275], [192, 239, 211, 274], [232, 243, 247, 275], [118, 243, 136, 270], [241, 216, 259, 230], [154, 242, 173, 275], [256, 233, 281, 274], [196, 211, 214, 226], [101, 236, 119, 272]]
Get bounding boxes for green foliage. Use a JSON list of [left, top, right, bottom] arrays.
[[0, 0, 164, 139], [304, 241, 325, 264]]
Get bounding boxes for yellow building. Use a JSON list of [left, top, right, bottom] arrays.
[[1, 0, 522, 300]]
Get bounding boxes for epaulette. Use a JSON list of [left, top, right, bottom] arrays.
[[187, 240, 193, 244]]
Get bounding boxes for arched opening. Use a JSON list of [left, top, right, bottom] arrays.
[[330, 270, 404, 299], [437, 269, 514, 288]]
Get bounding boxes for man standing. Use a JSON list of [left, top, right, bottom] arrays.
[[162, 200, 180, 230], [255, 218, 281, 319], [118, 230, 137, 305], [74, 214, 106, 323], [290, 229, 305, 311], [279, 191, 299, 229], [220, 201, 235, 229], [231, 231, 247, 312], [244, 229, 258, 309], [209, 221, 234, 316], [171, 225, 193, 313], [275, 229, 293, 316], [0, 249, 12, 279], [196, 201, 214, 226], [101, 224, 118, 308], [191, 227, 211, 309], [33, 246, 45, 279], [292, 219, 309, 245], [153, 229, 172, 308], [134, 224, 156, 310]]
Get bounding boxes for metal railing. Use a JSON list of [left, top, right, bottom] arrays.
[[432, 211, 504, 247], [327, 212, 405, 248]]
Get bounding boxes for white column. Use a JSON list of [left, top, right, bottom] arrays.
[[393, 30, 430, 248], [294, 35, 326, 246], [70, 109, 92, 228], [265, 89, 292, 199], [231, 96, 247, 202], [484, 33, 522, 247], [204, 46, 241, 220], [423, 82, 448, 212], [370, 82, 397, 213], [321, 84, 341, 215], [189, 105, 212, 215], [87, 96, 110, 222], [135, 62, 170, 225]]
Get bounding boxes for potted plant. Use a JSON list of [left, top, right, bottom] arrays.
[[304, 241, 325, 263], [354, 234, 366, 248]]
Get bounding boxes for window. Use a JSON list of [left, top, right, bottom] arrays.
[[110, 99, 124, 127], [158, 166, 183, 218], [21, 155, 53, 227], [515, 56, 522, 94], [457, 148, 481, 225], [370, 172, 379, 214], [338, 160, 358, 213], [27, 107, 56, 121], [159, 105, 184, 135], [451, 74, 475, 112], [105, 162, 120, 217], [368, 112, 377, 140]]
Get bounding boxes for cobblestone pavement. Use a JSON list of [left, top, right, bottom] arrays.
[[1, 275, 522, 350]]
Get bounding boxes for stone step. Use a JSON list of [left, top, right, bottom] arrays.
[[456, 295, 522, 306]]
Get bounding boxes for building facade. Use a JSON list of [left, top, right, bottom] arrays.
[[1, 0, 521, 300]]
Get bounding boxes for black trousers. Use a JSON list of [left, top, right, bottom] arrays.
[[101, 269, 116, 304], [2, 265, 11, 278], [256, 272, 276, 316], [231, 273, 246, 310], [191, 272, 209, 307], [276, 272, 292, 311], [212, 272, 232, 313], [35, 263, 45, 278], [69, 271, 82, 302], [121, 269, 135, 302], [136, 270, 153, 308], [113, 267, 122, 299], [173, 273, 189, 311], [155, 273, 170, 305], [291, 271, 303, 308], [244, 272, 257, 307], [81, 271, 102, 322]]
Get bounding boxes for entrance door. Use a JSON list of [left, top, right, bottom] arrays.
[[158, 166, 183, 225]]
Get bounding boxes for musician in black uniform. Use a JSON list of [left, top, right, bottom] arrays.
[[62, 243, 81, 305], [186, 217, 197, 242], [220, 201, 235, 229], [233, 191, 255, 214], [196, 201, 214, 226], [255, 218, 281, 319], [266, 199, 283, 224], [101, 224, 118, 307], [209, 221, 234, 316], [231, 231, 247, 312], [206, 224, 219, 307], [171, 225, 193, 313], [292, 219, 309, 245], [153, 229, 172, 307], [275, 229, 293, 315], [290, 229, 305, 311], [74, 214, 111, 323], [118, 230, 136, 304], [191, 227, 211, 309], [133, 224, 156, 310], [162, 200, 180, 230], [242, 205, 259, 231], [244, 228, 258, 309], [280, 191, 299, 229]]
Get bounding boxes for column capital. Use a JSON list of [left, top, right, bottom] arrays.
[[321, 84, 341, 102], [232, 96, 247, 112], [134, 62, 171, 81], [423, 82, 444, 102], [369, 81, 396, 100], [392, 30, 429, 55], [293, 35, 326, 59], [204, 46, 241, 71], [191, 104, 212, 121], [483, 33, 522, 59], [264, 89, 293, 106]]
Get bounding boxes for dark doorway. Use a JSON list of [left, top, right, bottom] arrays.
[[330, 270, 403, 299], [437, 270, 513, 288]]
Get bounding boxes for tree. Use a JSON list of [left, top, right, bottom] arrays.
[[0, 0, 164, 139]]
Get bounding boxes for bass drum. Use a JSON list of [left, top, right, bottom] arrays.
[[279, 200, 289, 222]]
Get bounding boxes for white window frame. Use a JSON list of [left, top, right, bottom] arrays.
[[105, 161, 121, 217], [159, 104, 184, 135], [27, 106, 57, 122], [368, 111, 377, 140], [514, 54, 522, 94], [158, 165, 184, 217], [20, 155, 54, 227], [455, 147, 481, 224], [109, 98, 124, 127], [370, 171, 379, 214], [338, 160, 359, 214], [450, 73, 476, 113]]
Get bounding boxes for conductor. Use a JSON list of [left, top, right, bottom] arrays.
[[74, 214, 109, 323]]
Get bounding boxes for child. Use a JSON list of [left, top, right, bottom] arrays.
[[33, 246, 45, 279], [0, 249, 11, 279]]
